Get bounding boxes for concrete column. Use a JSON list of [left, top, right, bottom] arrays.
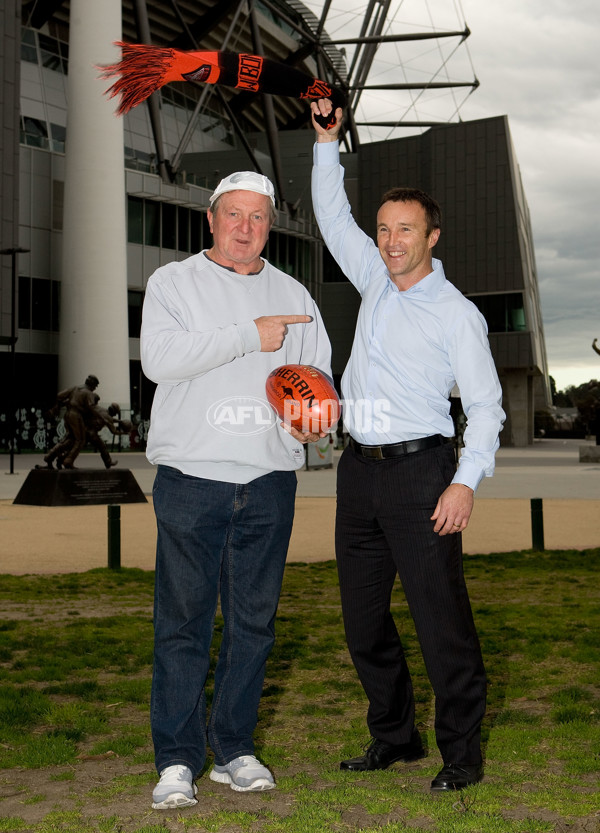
[[501, 369, 532, 447], [58, 0, 130, 412]]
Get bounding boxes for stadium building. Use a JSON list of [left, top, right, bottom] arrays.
[[1, 0, 550, 451]]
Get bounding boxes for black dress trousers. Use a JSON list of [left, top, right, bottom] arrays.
[[335, 441, 486, 765]]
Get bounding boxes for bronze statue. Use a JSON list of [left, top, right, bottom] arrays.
[[43, 376, 127, 469], [84, 402, 132, 469]]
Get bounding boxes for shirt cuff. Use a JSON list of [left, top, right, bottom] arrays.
[[238, 320, 261, 354], [313, 140, 340, 166], [452, 459, 485, 493]]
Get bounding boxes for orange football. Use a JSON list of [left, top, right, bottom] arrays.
[[265, 364, 340, 432]]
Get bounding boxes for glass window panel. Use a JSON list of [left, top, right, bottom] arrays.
[[21, 44, 39, 63], [39, 34, 62, 71], [178, 206, 190, 252], [21, 30, 38, 64], [31, 278, 52, 330], [144, 201, 160, 247], [275, 233, 283, 270], [38, 34, 59, 53], [22, 117, 49, 149], [264, 233, 276, 269], [51, 280, 60, 332], [128, 290, 144, 338], [138, 151, 153, 172], [124, 146, 136, 165], [40, 49, 62, 70], [18, 276, 31, 329], [477, 296, 505, 332], [507, 294, 526, 332], [470, 293, 526, 333], [190, 210, 201, 253], [128, 196, 143, 244], [322, 245, 348, 282], [172, 89, 186, 108], [50, 123, 66, 152], [297, 240, 305, 280], [26, 134, 48, 149], [300, 240, 310, 281], [60, 41, 69, 64], [162, 203, 176, 250], [287, 236, 297, 276], [202, 213, 211, 250]]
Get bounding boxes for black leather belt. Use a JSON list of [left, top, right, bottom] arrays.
[[348, 434, 449, 460]]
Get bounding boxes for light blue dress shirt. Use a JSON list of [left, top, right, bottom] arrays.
[[312, 140, 505, 492]]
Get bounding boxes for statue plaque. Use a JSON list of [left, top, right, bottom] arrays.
[[14, 468, 147, 506]]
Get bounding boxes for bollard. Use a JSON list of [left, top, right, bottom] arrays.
[[107, 504, 121, 569], [530, 498, 545, 551]]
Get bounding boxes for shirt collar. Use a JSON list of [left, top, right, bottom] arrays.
[[203, 250, 264, 276], [389, 257, 446, 299]]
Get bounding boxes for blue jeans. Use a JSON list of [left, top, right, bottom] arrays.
[[150, 465, 297, 775]]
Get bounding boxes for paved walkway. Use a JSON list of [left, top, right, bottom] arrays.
[[1, 439, 599, 574]]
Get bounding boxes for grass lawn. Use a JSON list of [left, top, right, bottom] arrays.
[[0, 549, 599, 832]]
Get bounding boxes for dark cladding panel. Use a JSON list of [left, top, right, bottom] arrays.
[[358, 117, 526, 297], [488, 332, 534, 369], [358, 134, 430, 238], [320, 282, 361, 377], [431, 117, 524, 296], [326, 125, 518, 277]]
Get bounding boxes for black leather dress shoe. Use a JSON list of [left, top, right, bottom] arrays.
[[430, 763, 483, 791], [340, 731, 425, 771]]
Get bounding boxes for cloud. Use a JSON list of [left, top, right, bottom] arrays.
[[446, 0, 600, 387], [461, 4, 599, 128]]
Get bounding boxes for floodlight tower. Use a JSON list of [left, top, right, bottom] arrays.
[[296, 0, 476, 147]]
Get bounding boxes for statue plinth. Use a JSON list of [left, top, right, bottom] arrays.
[[14, 468, 148, 506]]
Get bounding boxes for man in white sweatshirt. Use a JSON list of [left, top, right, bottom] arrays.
[[141, 171, 332, 808]]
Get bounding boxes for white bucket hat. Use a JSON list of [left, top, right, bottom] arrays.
[[209, 171, 276, 207]]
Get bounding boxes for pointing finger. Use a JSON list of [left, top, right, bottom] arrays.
[[275, 315, 312, 325]]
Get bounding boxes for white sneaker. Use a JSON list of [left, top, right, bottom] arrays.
[[209, 755, 275, 792], [152, 764, 198, 809]]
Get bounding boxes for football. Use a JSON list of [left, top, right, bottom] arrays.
[[265, 364, 340, 433]]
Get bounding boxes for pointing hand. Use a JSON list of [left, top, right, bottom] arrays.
[[254, 314, 312, 352]]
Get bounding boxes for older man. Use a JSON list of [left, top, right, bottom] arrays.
[[141, 171, 331, 808]]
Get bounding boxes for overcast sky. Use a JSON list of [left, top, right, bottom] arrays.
[[305, 0, 600, 391]]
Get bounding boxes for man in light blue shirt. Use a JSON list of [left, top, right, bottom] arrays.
[[311, 100, 505, 792]]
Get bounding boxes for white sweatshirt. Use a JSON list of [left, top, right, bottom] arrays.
[[141, 251, 332, 484]]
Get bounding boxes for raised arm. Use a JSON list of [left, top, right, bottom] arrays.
[[310, 99, 383, 294]]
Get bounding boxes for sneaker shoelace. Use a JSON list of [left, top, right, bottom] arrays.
[[161, 765, 190, 784], [229, 755, 258, 772]]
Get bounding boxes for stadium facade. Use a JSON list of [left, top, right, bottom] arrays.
[[1, 0, 549, 451]]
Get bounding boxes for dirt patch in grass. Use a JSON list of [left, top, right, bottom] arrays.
[[1, 758, 430, 830]]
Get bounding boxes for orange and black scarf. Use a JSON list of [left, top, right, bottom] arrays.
[[100, 42, 344, 130]]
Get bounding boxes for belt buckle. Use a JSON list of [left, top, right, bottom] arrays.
[[363, 445, 384, 460]]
